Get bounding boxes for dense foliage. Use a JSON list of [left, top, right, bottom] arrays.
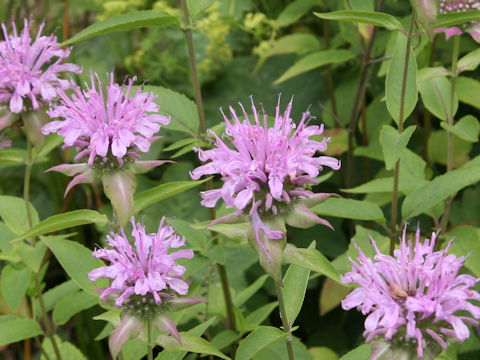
[[1, 1, 480, 359]]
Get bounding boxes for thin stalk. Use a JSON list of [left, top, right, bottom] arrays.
[[181, 0, 206, 133], [62, 0, 70, 41], [438, 35, 460, 238], [147, 319, 153, 360], [24, 139, 34, 239], [422, 38, 437, 163], [24, 138, 63, 360], [389, 11, 417, 255], [274, 280, 294, 360], [346, 0, 386, 189], [322, 0, 338, 121], [180, 0, 237, 337]]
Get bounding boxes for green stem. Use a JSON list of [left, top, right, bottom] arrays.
[[24, 139, 34, 241], [389, 10, 416, 255], [180, 0, 237, 338], [181, 0, 206, 134], [274, 280, 294, 360], [438, 35, 460, 239], [24, 137, 63, 360], [147, 319, 153, 360], [346, 0, 385, 190]]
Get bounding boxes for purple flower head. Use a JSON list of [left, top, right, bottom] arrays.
[[191, 96, 340, 247], [435, 0, 480, 42], [43, 72, 170, 169], [0, 19, 81, 113], [88, 217, 194, 309], [341, 227, 480, 358]]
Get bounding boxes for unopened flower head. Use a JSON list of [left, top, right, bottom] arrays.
[[43, 72, 170, 170], [436, 0, 480, 42], [0, 19, 81, 113], [191, 96, 340, 246], [341, 227, 480, 358], [88, 217, 194, 313]]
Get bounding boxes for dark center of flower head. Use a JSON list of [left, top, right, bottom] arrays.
[[440, 0, 480, 28], [388, 319, 448, 359], [121, 291, 174, 320], [76, 140, 140, 172]]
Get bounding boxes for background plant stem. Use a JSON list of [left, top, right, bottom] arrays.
[[147, 319, 153, 360], [439, 35, 460, 240], [389, 10, 416, 255], [180, 0, 237, 337], [275, 279, 294, 360], [346, 0, 385, 190], [23, 137, 63, 360]]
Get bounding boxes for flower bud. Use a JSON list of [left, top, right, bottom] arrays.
[[23, 110, 49, 150], [248, 216, 286, 281], [410, 0, 438, 42], [102, 170, 137, 226]]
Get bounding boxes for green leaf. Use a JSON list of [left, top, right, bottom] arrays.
[[155, 316, 218, 360], [437, 10, 480, 28], [0, 149, 25, 167], [41, 237, 108, 294], [34, 134, 64, 160], [33, 280, 79, 314], [53, 290, 98, 325], [41, 336, 87, 360], [1, 264, 31, 312], [0, 195, 39, 235], [380, 125, 416, 170], [446, 226, 480, 277], [156, 332, 230, 360], [416, 66, 449, 82], [257, 33, 321, 69], [274, 49, 355, 84], [283, 242, 341, 283], [402, 165, 480, 219], [283, 264, 310, 327], [204, 245, 226, 265], [386, 32, 418, 124], [311, 197, 385, 222], [17, 240, 47, 272], [236, 326, 287, 360], [428, 129, 472, 166], [456, 77, 480, 110], [276, 0, 322, 27], [417, 73, 457, 121], [314, 10, 403, 31], [245, 302, 278, 328], [0, 316, 43, 346], [11, 210, 108, 243], [234, 274, 269, 307], [191, 220, 249, 243], [139, 85, 199, 135], [134, 180, 206, 213], [457, 48, 480, 73], [164, 138, 204, 152], [339, 344, 372, 360], [310, 346, 339, 360], [441, 115, 479, 142], [342, 176, 427, 195], [62, 10, 180, 45], [211, 330, 241, 351], [319, 278, 351, 316]]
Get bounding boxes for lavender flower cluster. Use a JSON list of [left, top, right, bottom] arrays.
[[1, 12, 480, 360], [342, 228, 480, 357]]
